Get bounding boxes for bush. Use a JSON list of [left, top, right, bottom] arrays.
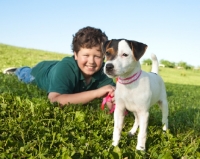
[[142, 58, 152, 65], [177, 61, 192, 70], [160, 60, 175, 68]]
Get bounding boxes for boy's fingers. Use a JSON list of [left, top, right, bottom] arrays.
[[112, 97, 114, 101]]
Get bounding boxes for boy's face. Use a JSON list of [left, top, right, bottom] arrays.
[[74, 46, 104, 78]]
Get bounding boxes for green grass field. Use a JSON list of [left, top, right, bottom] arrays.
[[0, 43, 200, 158]]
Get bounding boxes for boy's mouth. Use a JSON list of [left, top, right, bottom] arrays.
[[86, 65, 96, 69]]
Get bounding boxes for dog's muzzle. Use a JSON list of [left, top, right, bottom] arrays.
[[105, 63, 114, 72], [105, 63, 115, 76]]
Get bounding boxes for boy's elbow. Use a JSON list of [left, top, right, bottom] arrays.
[[48, 92, 61, 103]]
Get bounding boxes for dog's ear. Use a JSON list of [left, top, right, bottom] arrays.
[[128, 40, 148, 61], [102, 40, 112, 54]]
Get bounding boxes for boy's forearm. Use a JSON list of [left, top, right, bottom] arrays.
[[51, 90, 98, 106], [48, 85, 115, 106]]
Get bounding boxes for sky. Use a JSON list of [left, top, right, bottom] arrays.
[[0, 0, 200, 67]]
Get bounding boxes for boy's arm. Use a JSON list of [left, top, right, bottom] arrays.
[[48, 85, 115, 106]]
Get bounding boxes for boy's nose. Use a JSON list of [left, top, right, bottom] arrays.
[[88, 56, 95, 63]]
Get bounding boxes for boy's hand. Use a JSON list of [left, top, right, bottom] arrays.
[[96, 85, 115, 98], [96, 85, 115, 110], [108, 91, 115, 103], [106, 90, 115, 110]]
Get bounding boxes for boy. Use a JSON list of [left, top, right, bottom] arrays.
[[4, 26, 115, 108]]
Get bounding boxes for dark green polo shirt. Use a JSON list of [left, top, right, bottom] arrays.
[[31, 56, 115, 94]]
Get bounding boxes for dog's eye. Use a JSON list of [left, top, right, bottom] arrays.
[[106, 52, 111, 56], [122, 53, 128, 57]]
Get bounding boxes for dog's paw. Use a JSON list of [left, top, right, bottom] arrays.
[[112, 141, 119, 147], [136, 145, 145, 151], [162, 124, 168, 132], [127, 131, 135, 137]]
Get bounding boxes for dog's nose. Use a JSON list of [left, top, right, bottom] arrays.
[[106, 63, 114, 71]]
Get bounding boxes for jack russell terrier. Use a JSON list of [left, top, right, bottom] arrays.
[[103, 39, 168, 151]]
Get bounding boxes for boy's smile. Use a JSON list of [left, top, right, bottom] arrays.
[[74, 46, 103, 81]]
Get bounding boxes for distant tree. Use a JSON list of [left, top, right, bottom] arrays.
[[177, 61, 192, 70], [160, 59, 175, 68], [185, 65, 192, 70], [177, 61, 187, 68], [142, 58, 152, 65]]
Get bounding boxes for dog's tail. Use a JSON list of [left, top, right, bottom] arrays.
[[151, 53, 159, 74]]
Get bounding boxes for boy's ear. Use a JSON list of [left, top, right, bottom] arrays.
[[74, 51, 78, 60], [127, 40, 148, 61]]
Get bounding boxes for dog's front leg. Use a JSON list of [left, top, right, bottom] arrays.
[[128, 112, 139, 136], [136, 111, 149, 151], [112, 106, 125, 146]]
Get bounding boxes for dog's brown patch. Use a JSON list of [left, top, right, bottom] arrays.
[[105, 47, 117, 60], [106, 48, 114, 54], [104, 40, 118, 61]]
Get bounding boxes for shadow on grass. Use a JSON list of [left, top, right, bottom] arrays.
[[148, 82, 200, 135]]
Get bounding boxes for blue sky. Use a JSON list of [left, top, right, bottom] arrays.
[[1, 0, 200, 67]]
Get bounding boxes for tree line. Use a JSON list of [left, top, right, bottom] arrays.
[[142, 58, 198, 70]]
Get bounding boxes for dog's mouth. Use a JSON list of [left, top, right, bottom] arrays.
[[106, 71, 115, 76]]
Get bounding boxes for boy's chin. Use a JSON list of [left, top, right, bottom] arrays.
[[82, 70, 96, 77], [85, 67, 100, 74]]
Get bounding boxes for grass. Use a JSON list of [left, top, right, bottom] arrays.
[[0, 43, 67, 70], [0, 43, 200, 158], [142, 65, 200, 86]]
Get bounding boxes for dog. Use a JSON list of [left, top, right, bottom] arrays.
[[103, 39, 168, 151]]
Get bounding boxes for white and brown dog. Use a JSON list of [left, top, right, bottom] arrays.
[[103, 39, 168, 151]]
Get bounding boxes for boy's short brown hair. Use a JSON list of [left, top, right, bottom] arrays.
[[71, 26, 108, 53]]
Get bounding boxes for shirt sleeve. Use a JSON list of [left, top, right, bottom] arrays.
[[48, 60, 76, 94]]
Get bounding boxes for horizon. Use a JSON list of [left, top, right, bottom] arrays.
[[1, 42, 198, 68]]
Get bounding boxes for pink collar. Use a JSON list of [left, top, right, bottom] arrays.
[[118, 70, 142, 84]]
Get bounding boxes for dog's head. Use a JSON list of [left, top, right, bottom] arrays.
[[102, 39, 147, 78]]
